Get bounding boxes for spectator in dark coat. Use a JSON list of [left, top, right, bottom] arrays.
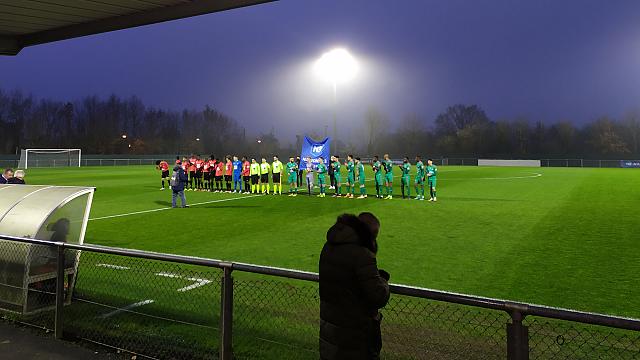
[[319, 212, 390, 360], [7, 170, 25, 184], [171, 161, 189, 208], [0, 168, 13, 184]]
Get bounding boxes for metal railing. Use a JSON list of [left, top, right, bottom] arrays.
[[0, 234, 639, 359]]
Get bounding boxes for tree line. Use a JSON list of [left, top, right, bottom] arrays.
[[1, 88, 639, 159], [360, 105, 640, 159]]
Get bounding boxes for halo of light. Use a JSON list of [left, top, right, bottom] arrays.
[[314, 48, 358, 84]]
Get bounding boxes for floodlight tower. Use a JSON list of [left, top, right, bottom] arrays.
[[315, 48, 358, 154]]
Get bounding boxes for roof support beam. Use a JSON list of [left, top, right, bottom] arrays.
[[2, 0, 275, 55]]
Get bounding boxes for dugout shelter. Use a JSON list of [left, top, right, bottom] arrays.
[[0, 185, 94, 314]]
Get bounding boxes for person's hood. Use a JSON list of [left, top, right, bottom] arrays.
[[326, 216, 361, 246], [173, 165, 181, 171]]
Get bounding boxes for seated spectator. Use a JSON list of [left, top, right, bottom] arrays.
[[7, 170, 25, 184], [0, 168, 13, 184], [319, 212, 390, 360]]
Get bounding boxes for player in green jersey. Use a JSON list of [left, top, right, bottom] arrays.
[[316, 157, 328, 197], [426, 158, 438, 201], [372, 155, 383, 198], [383, 154, 394, 199], [356, 157, 367, 199], [400, 157, 411, 199], [272, 155, 283, 195], [332, 155, 342, 197], [414, 155, 426, 200], [286, 157, 298, 196], [345, 154, 356, 198]]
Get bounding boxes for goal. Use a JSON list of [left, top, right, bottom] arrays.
[[18, 149, 82, 169]]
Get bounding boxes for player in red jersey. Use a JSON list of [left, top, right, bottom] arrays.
[[215, 158, 224, 192], [188, 156, 196, 191], [224, 156, 233, 192], [242, 156, 251, 194], [156, 160, 170, 190], [195, 156, 204, 191], [208, 156, 216, 192], [202, 158, 211, 191]]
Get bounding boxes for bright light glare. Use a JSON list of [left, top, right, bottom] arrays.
[[314, 48, 358, 84]]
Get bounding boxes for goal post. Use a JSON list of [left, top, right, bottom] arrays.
[[18, 149, 82, 169]]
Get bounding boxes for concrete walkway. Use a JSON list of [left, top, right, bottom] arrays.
[[0, 321, 115, 359]]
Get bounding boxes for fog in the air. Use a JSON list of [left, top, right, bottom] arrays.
[[2, 0, 640, 147]]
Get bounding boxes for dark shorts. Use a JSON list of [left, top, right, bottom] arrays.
[[260, 174, 268, 183], [203, 172, 211, 181], [251, 175, 259, 184], [243, 175, 250, 182], [215, 175, 223, 182], [224, 175, 231, 182], [273, 173, 281, 183], [196, 171, 203, 178], [161, 170, 169, 179], [189, 171, 195, 178]]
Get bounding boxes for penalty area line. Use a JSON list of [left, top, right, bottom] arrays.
[[89, 194, 262, 221]]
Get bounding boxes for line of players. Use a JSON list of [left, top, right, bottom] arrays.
[[157, 154, 438, 201]]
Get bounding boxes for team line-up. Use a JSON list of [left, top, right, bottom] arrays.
[[157, 154, 438, 201]]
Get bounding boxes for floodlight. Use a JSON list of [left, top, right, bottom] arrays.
[[314, 48, 358, 84]]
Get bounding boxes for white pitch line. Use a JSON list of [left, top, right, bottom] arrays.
[[96, 263, 130, 270], [155, 272, 181, 278], [177, 278, 212, 292], [100, 299, 154, 319], [89, 194, 262, 221]]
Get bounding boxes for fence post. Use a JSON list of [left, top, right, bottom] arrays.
[[507, 309, 529, 360], [55, 244, 65, 340], [220, 264, 234, 360]]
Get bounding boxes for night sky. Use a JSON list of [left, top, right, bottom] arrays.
[[2, 0, 640, 141]]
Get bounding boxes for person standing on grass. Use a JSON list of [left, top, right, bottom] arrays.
[[382, 154, 394, 200], [319, 212, 390, 360], [188, 155, 196, 191], [296, 156, 304, 188], [215, 158, 224, 192], [286, 157, 298, 196], [316, 157, 328, 197], [400, 157, 411, 199], [356, 157, 367, 199], [170, 160, 189, 208], [372, 156, 383, 199], [332, 156, 342, 197], [426, 158, 438, 202], [1, 168, 14, 184], [344, 155, 355, 198], [272, 155, 284, 195], [328, 156, 336, 190], [250, 158, 260, 194], [242, 156, 251, 194], [224, 156, 233, 192], [414, 156, 426, 201], [305, 157, 315, 196], [156, 160, 170, 190], [233, 156, 243, 193], [260, 157, 271, 194]]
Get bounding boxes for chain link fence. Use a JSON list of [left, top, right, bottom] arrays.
[[0, 235, 639, 359]]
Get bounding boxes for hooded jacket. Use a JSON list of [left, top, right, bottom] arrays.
[[171, 165, 188, 192], [319, 214, 390, 360]]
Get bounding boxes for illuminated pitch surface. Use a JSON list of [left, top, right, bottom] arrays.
[[24, 165, 640, 318]]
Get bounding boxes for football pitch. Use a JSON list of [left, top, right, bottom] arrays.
[[25, 165, 640, 319]]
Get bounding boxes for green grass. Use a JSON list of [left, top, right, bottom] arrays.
[[21, 165, 640, 318]]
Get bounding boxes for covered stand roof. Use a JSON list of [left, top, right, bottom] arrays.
[[0, 0, 274, 55], [0, 185, 94, 244]]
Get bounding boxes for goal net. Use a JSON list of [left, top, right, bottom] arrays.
[[18, 149, 81, 169]]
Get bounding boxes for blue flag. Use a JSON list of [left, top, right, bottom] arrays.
[[300, 136, 331, 170]]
